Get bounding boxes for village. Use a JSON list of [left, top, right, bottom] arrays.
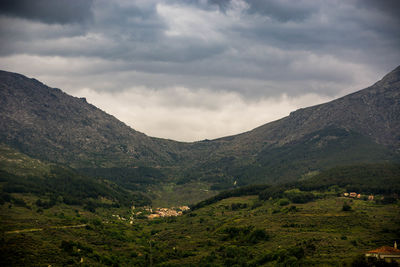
[[146, 206, 191, 219], [111, 205, 191, 224]]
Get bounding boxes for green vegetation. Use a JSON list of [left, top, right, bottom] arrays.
[[78, 167, 217, 207], [0, 145, 151, 209], [299, 163, 400, 194], [0, 144, 51, 177], [1, 191, 399, 266], [1, 139, 400, 265], [342, 202, 352, 211], [1, 159, 399, 266], [256, 163, 400, 203], [224, 127, 399, 186], [0, 167, 150, 208], [190, 184, 270, 210], [78, 166, 167, 190], [173, 128, 400, 193]]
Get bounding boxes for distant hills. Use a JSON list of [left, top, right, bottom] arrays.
[[0, 66, 399, 197]]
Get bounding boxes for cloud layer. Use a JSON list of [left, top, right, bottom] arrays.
[[1, 0, 399, 141]]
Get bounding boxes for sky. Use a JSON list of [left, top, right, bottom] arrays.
[[0, 0, 399, 142]]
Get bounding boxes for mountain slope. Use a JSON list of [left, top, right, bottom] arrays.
[[0, 66, 399, 191], [0, 71, 184, 168], [0, 143, 151, 208], [214, 65, 400, 155], [177, 66, 400, 186]]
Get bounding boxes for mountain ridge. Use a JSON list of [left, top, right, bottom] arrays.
[[0, 66, 399, 188], [231, 65, 399, 145], [191, 65, 400, 165], [0, 70, 186, 168]]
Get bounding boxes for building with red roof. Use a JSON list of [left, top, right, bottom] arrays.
[[365, 242, 400, 262]]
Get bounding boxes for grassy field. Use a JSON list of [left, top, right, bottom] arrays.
[[1, 191, 399, 266]]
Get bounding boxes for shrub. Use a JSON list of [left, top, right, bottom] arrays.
[[251, 201, 263, 209], [381, 195, 397, 204], [246, 229, 270, 243], [289, 192, 315, 204], [60, 240, 74, 254], [342, 202, 352, 211], [36, 198, 56, 209], [221, 226, 269, 244], [282, 205, 298, 213], [12, 197, 29, 208], [222, 226, 252, 240], [231, 203, 248, 210], [279, 199, 290, 206]]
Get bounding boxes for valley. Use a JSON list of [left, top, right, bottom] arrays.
[[0, 66, 400, 265]]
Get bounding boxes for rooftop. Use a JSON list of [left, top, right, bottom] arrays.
[[367, 246, 400, 255]]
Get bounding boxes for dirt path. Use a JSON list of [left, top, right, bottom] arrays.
[[5, 224, 87, 234]]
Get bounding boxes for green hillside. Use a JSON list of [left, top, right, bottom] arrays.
[[191, 163, 400, 211], [0, 143, 52, 177], [1, 189, 399, 266], [297, 163, 400, 194], [1, 162, 399, 266], [200, 127, 399, 189], [0, 145, 151, 210]]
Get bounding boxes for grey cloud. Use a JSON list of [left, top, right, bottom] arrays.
[[245, 0, 316, 22], [207, 0, 231, 9], [0, 0, 399, 100], [187, 0, 316, 22], [0, 0, 94, 24], [1, 0, 398, 141], [356, 0, 400, 22]]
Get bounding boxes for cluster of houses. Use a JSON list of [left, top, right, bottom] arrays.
[[110, 205, 191, 224], [147, 206, 190, 219], [343, 192, 374, 200]]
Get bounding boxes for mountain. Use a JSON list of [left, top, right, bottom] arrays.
[[228, 65, 400, 150], [179, 66, 400, 187], [0, 70, 184, 168], [0, 66, 399, 193]]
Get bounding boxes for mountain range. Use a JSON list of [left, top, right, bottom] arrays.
[[0, 66, 399, 197]]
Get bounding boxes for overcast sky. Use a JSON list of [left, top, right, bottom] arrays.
[[1, 0, 399, 141]]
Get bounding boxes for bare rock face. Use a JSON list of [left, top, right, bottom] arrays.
[[220, 65, 400, 153], [0, 71, 181, 168]]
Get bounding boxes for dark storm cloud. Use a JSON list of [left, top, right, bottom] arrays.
[[357, 0, 400, 21], [188, 0, 315, 21], [0, 0, 94, 24], [1, 0, 399, 98], [245, 0, 316, 22]]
